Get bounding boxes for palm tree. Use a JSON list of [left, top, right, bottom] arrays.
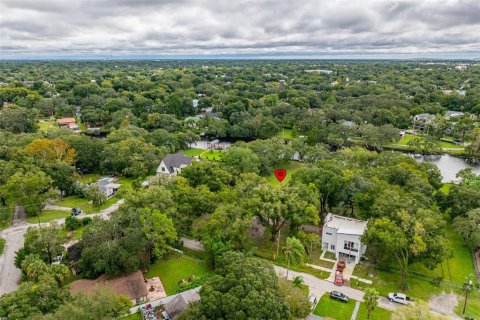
[[283, 237, 305, 279], [292, 276, 304, 288]]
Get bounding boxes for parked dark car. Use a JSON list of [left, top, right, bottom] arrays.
[[330, 291, 349, 303], [71, 208, 81, 216]]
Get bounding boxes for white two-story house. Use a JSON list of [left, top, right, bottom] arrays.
[[156, 152, 193, 177], [321, 213, 368, 263]]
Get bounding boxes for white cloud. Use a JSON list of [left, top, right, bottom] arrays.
[[1, 0, 479, 58]]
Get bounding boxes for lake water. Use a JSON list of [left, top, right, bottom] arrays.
[[412, 154, 480, 182]]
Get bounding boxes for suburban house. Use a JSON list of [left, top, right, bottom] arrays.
[[57, 117, 80, 132], [321, 213, 367, 263], [69, 270, 148, 305], [156, 152, 193, 177], [445, 110, 464, 119], [412, 113, 435, 132], [163, 290, 201, 320], [96, 177, 122, 198]]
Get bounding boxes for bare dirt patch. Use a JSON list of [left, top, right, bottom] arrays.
[[429, 292, 460, 318]]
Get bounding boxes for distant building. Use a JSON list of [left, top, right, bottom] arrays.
[[156, 152, 193, 177], [192, 99, 199, 108], [445, 110, 464, 119], [321, 213, 367, 263], [96, 177, 122, 198], [413, 113, 435, 132], [57, 118, 76, 127]]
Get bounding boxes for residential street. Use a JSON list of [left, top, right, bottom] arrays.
[[0, 226, 26, 295], [0, 199, 124, 295], [273, 265, 398, 311]]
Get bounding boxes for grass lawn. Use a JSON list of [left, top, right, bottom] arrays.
[[37, 120, 56, 131], [276, 128, 297, 139], [145, 253, 211, 295], [26, 210, 69, 223], [54, 196, 119, 213], [456, 291, 480, 320], [387, 134, 463, 152], [0, 238, 5, 255], [313, 294, 355, 319], [182, 148, 205, 157], [58, 225, 85, 241], [200, 149, 223, 161], [409, 229, 474, 285], [117, 177, 135, 188], [356, 304, 392, 320], [266, 162, 305, 186], [182, 148, 223, 161], [123, 312, 143, 320], [253, 229, 329, 279]]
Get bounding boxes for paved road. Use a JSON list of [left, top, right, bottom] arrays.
[[0, 226, 26, 295], [273, 265, 398, 311], [0, 199, 124, 295], [180, 237, 204, 251]]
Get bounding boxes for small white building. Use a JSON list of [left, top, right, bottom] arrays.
[[321, 213, 367, 263], [156, 152, 193, 177]]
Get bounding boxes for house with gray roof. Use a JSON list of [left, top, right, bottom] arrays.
[[156, 152, 193, 177]]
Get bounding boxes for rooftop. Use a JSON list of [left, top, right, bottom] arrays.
[[69, 270, 148, 302], [159, 152, 193, 174], [324, 213, 367, 235]]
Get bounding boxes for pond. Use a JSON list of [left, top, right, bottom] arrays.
[[411, 154, 480, 182]]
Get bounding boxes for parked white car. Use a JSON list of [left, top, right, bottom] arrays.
[[388, 292, 411, 305]]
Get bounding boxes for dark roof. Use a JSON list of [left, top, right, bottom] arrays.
[[161, 152, 193, 174], [164, 295, 188, 320]]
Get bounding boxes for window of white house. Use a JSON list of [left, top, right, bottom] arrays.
[[326, 232, 332, 235], [344, 241, 358, 252], [161, 167, 165, 172], [330, 244, 335, 250]]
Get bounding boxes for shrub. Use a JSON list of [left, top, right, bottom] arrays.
[[65, 216, 82, 230], [82, 217, 93, 225]]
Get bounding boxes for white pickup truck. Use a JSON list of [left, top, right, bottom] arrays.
[[388, 292, 411, 305]]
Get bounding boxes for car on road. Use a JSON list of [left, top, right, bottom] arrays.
[[330, 291, 349, 303], [334, 271, 343, 286], [71, 208, 82, 216], [388, 292, 411, 305]]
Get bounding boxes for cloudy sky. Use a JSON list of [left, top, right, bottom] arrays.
[[1, 0, 479, 59]]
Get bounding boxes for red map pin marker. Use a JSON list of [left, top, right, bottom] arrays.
[[275, 169, 287, 182]]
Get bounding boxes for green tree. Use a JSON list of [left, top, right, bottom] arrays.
[[363, 288, 379, 320], [247, 184, 318, 241], [283, 237, 305, 278], [139, 208, 177, 260], [42, 287, 132, 320], [0, 105, 37, 133], [221, 146, 261, 175], [21, 224, 65, 264], [86, 185, 107, 207], [291, 161, 346, 219], [363, 209, 450, 290], [453, 208, 480, 249], [1, 170, 55, 216], [182, 252, 290, 320], [278, 277, 311, 320]]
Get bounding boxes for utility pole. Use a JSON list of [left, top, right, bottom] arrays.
[[463, 277, 473, 315]]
